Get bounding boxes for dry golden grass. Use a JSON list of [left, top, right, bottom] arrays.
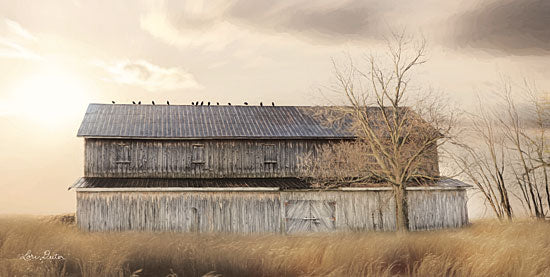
[[1, 215, 549, 277]]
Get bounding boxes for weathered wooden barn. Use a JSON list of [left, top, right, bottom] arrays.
[[70, 103, 470, 233]]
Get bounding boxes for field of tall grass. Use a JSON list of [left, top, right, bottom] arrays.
[[1, 215, 549, 277]]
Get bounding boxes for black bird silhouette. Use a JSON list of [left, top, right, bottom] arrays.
[[167, 101, 170, 105], [216, 102, 219, 105], [200, 101, 204, 106], [152, 101, 155, 105], [192, 102, 194, 105], [272, 102, 275, 106], [228, 103, 231, 106], [132, 101, 136, 104], [138, 101, 141, 105], [244, 102, 248, 105], [260, 102, 263, 106], [112, 101, 115, 104], [195, 101, 198, 106], [208, 102, 210, 106]]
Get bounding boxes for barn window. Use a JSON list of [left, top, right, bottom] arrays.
[[192, 144, 205, 164], [115, 144, 130, 164], [263, 144, 277, 164]]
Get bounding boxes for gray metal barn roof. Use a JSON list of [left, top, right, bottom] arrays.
[[70, 177, 471, 190], [70, 177, 313, 190], [77, 104, 356, 139]]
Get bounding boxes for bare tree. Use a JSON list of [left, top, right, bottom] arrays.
[[451, 98, 513, 220], [452, 79, 549, 220], [304, 31, 457, 232], [504, 82, 550, 219]]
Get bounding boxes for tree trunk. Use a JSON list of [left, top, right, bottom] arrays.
[[496, 171, 513, 220], [394, 185, 410, 232]]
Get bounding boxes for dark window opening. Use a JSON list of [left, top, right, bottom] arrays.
[[263, 144, 277, 164], [192, 144, 205, 164], [115, 144, 130, 164]]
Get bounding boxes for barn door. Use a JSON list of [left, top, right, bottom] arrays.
[[310, 201, 336, 232], [285, 200, 311, 233], [284, 200, 336, 234]]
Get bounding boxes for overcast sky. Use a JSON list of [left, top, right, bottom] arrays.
[[0, 0, 548, 215]]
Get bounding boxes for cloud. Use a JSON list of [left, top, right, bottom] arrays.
[[0, 18, 41, 60], [0, 38, 41, 60], [140, 11, 243, 52], [140, 0, 391, 51], [226, 0, 383, 40], [5, 19, 36, 41], [141, 0, 550, 58], [95, 60, 202, 91], [451, 0, 550, 55]]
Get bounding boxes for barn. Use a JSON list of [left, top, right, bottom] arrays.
[[70, 103, 470, 233]]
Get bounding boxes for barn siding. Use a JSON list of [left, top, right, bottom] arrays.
[[84, 139, 333, 178], [77, 191, 282, 233], [84, 138, 440, 178], [280, 191, 396, 232], [76, 188, 468, 233], [407, 189, 469, 231]]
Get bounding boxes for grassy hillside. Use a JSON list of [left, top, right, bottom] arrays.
[[0, 215, 549, 276]]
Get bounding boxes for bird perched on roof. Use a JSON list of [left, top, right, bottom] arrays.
[[244, 102, 248, 105], [112, 101, 115, 104], [228, 103, 231, 106], [152, 101, 155, 105], [167, 101, 170, 105], [191, 102, 194, 105], [132, 101, 136, 104], [272, 102, 275, 106], [208, 102, 210, 106], [195, 101, 198, 106], [260, 102, 263, 106], [216, 102, 219, 105], [200, 101, 204, 106], [138, 101, 141, 105]]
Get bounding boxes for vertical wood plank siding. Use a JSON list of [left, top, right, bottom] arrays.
[[84, 139, 331, 178], [77, 192, 282, 233], [77, 189, 468, 233], [84, 138, 440, 178], [407, 189, 469, 231]]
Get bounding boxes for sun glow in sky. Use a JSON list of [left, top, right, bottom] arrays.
[[4, 65, 90, 126]]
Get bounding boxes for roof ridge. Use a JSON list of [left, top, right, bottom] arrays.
[[77, 103, 357, 139]]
